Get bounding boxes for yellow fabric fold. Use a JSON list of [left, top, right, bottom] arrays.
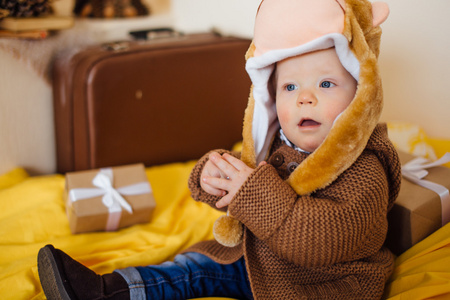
[[428, 138, 450, 168], [384, 223, 450, 299], [0, 167, 29, 190]]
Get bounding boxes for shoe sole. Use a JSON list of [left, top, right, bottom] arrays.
[[37, 246, 72, 300]]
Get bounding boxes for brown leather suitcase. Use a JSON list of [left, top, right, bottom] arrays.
[[52, 32, 252, 173]]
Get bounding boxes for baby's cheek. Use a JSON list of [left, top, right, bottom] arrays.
[[325, 107, 345, 125], [277, 109, 291, 128]]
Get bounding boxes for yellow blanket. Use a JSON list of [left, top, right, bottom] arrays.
[[0, 162, 226, 299], [384, 223, 450, 299]]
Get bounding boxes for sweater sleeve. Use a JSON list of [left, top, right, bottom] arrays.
[[228, 151, 391, 268]]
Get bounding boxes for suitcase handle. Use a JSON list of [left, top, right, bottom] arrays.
[[101, 29, 185, 52], [129, 28, 183, 40], [102, 28, 184, 51]]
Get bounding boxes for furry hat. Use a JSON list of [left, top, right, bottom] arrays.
[[213, 0, 390, 247]]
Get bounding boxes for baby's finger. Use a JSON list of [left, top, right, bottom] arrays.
[[216, 194, 233, 209], [205, 153, 228, 178], [201, 180, 226, 197], [203, 176, 230, 191], [258, 161, 267, 167], [210, 153, 238, 179], [222, 153, 248, 171]]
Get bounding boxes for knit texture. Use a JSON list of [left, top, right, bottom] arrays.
[[187, 124, 401, 299]]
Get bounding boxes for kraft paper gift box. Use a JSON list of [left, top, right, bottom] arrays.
[[65, 163, 155, 234], [385, 151, 450, 255]]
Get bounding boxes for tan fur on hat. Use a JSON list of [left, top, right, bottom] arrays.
[[213, 0, 390, 247]]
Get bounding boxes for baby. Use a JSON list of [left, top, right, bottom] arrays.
[[37, 1, 402, 299]]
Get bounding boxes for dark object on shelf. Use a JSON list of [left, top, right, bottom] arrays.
[[0, 0, 52, 18], [73, 0, 149, 18]]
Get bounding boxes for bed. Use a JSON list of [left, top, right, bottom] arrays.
[[0, 84, 449, 299]]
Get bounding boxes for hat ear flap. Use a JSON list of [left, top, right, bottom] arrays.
[[371, 1, 389, 27]]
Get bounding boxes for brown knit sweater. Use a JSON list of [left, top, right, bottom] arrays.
[[187, 124, 401, 299]]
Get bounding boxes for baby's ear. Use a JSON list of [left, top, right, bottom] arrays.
[[372, 1, 389, 27]]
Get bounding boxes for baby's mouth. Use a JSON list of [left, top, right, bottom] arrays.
[[299, 119, 321, 127]]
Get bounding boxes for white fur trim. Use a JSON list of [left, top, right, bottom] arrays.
[[245, 33, 360, 163]]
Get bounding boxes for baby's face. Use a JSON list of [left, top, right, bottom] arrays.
[[275, 48, 357, 153]]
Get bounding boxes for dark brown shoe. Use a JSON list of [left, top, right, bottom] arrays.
[[37, 244, 130, 300]]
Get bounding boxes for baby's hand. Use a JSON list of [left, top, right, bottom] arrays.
[[202, 153, 266, 208], [200, 152, 228, 197]]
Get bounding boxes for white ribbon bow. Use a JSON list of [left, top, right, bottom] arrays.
[[402, 153, 450, 226], [69, 168, 152, 231]]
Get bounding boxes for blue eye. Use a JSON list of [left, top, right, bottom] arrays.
[[285, 84, 297, 91], [320, 81, 335, 88]]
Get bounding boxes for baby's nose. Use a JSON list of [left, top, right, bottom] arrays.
[[297, 90, 317, 106]]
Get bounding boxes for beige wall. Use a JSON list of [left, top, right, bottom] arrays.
[[379, 0, 450, 139], [0, 53, 55, 175]]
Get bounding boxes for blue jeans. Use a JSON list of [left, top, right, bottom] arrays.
[[115, 252, 253, 300]]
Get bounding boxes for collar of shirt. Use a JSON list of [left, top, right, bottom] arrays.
[[279, 129, 310, 154]]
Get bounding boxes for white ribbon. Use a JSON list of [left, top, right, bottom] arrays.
[[69, 168, 152, 231], [402, 153, 450, 226]]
